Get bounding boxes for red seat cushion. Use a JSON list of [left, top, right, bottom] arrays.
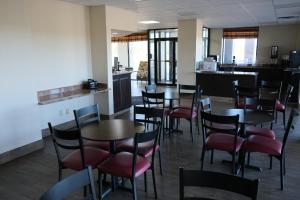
[[276, 101, 285, 111], [62, 147, 110, 171], [243, 135, 282, 156], [246, 126, 275, 139], [117, 139, 159, 158], [206, 133, 244, 152], [98, 152, 151, 178], [169, 108, 197, 119]]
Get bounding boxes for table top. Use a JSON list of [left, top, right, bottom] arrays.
[[215, 108, 274, 125], [151, 89, 180, 100], [81, 119, 145, 141]]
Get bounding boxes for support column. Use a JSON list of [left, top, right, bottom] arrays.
[[177, 19, 203, 85]]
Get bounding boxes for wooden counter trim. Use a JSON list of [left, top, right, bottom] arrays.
[[37, 83, 108, 105]]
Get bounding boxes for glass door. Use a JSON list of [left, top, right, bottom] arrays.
[[154, 38, 177, 85]]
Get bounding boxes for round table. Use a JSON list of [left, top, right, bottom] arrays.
[[216, 108, 274, 126], [81, 119, 144, 153]]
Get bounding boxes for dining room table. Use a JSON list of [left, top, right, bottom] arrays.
[[80, 119, 145, 194]]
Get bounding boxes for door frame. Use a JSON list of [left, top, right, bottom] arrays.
[[154, 37, 178, 86]]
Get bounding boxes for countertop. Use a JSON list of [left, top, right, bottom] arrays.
[[196, 70, 258, 76], [113, 69, 133, 76]]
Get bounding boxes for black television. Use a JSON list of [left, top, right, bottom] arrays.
[[289, 50, 300, 68]]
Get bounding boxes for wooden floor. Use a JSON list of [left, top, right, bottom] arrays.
[[0, 99, 300, 200]]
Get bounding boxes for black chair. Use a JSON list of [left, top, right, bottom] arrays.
[[232, 80, 258, 109], [74, 104, 110, 151], [276, 84, 294, 129], [169, 87, 201, 142], [48, 123, 110, 181], [117, 106, 165, 176], [200, 111, 242, 174], [142, 91, 165, 109], [98, 120, 161, 200], [259, 80, 282, 100], [242, 109, 298, 190], [179, 167, 259, 200], [40, 166, 96, 200]]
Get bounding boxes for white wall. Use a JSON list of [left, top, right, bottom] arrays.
[[0, 0, 93, 154]]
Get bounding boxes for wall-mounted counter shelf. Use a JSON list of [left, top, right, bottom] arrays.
[[37, 83, 108, 105]]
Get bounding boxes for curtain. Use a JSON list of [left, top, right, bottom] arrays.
[[223, 27, 259, 39]]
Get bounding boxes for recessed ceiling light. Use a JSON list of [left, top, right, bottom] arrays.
[[112, 32, 119, 35], [139, 20, 160, 24]]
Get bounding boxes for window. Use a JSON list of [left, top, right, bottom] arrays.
[[202, 27, 209, 59], [222, 27, 258, 64]]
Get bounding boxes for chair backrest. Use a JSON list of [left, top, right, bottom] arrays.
[[73, 104, 100, 128], [283, 84, 294, 106], [232, 80, 258, 108], [281, 109, 298, 154], [260, 80, 282, 99], [48, 123, 85, 168], [178, 84, 199, 96], [40, 166, 96, 200], [200, 111, 239, 143], [142, 91, 165, 108], [132, 120, 161, 177], [145, 84, 157, 92], [133, 106, 164, 144], [199, 97, 212, 113], [179, 168, 259, 200]]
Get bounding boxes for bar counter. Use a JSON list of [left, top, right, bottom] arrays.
[[196, 70, 258, 98]]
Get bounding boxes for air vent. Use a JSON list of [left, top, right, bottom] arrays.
[[277, 16, 299, 20]]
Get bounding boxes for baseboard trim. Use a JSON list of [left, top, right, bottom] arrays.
[[0, 140, 44, 165]]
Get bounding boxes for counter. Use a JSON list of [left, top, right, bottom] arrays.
[[196, 70, 258, 98], [113, 71, 132, 113]]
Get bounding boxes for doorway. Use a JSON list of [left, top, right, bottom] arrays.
[[154, 38, 177, 85]]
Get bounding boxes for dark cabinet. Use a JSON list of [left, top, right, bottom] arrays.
[[113, 73, 132, 112]]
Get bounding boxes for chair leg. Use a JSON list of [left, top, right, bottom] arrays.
[[241, 150, 246, 178], [189, 120, 194, 142], [275, 110, 278, 123], [210, 150, 214, 164], [283, 154, 286, 175], [247, 152, 251, 165], [58, 166, 62, 181], [283, 111, 286, 130], [269, 156, 273, 169], [200, 147, 206, 170], [99, 171, 103, 200], [232, 152, 236, 175], [151, 167, 158, 199], [144, 172, 147, 192], [196, 118, 200, 135], [131, 179, 137, 200], [158, 150, 163, 176], [280, 158, 284, 190]]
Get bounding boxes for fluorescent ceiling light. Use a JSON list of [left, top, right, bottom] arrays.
[[139, 20, 160, 24]]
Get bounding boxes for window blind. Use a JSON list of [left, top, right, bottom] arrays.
[[223, 27, 259, 39]]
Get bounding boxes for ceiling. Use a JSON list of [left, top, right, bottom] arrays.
[[62, 0, 300, 30]]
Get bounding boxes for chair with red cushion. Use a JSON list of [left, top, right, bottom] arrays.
[[276, 84, 293, 129], [48, 123, 110, 181], [245, 98, 276, 139], [98, 120, 161, 200], [200, 111, 243, 175], [169, 85, 201, 142], [200, 97, 238, 164], [242, 109, 298, 190], [117, 106, 164, 176], [232, 80, 258, 109], [74, 104, 110, 151]]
